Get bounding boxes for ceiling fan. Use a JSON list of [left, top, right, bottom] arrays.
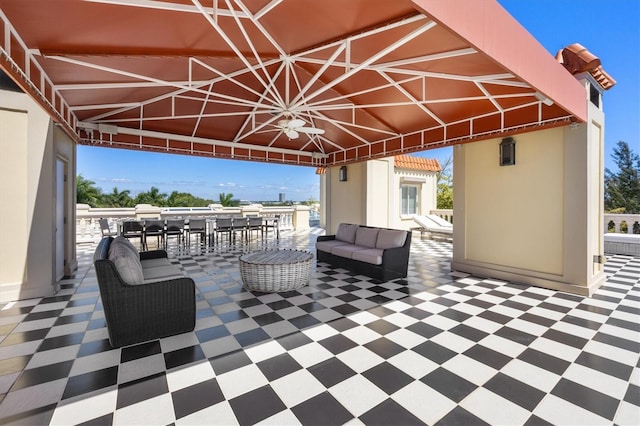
[[276, 118, 325, 139]]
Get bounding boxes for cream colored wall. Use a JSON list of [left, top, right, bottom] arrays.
[[463, 128, 564, 274], [325, 163, 364, 234], [0, 108, 29, 292], [0, 89, 77, 302], [365, 159, 391, 228], [453, 100, 606, 296]]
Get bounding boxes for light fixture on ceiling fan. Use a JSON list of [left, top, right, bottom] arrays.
[[276, 118, 325, 139]]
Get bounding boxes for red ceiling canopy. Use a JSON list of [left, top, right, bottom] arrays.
[[0, 0, 586, 166]]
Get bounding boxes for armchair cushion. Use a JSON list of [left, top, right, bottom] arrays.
[[143, 265, 185, 283]]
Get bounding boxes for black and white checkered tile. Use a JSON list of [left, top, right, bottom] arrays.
[[0, 230, 638, 425]]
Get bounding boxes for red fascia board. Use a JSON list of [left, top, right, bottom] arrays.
[[412, 0, 587, 122]]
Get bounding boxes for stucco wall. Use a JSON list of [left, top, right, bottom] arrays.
[[453, 95, 606, 296], [365, 159, 391, 228], [463, 128, 564, 274], [0, 89, 77, 301], [326, 163, 364, 234], [0, 108, 30, 290]]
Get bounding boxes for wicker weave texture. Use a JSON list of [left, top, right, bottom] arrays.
[[240, 249, 313, 292]]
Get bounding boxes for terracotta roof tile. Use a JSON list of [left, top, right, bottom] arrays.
[[394, 155, 441, 172], [556, 43, 616, 90]]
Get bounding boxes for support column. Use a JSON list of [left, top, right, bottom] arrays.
[[452, 74, 607, 296]]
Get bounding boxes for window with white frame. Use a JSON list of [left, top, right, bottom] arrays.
[[401, 184, 419, 215]]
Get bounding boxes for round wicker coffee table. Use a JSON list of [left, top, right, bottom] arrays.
[[239, 249, 313, 292]]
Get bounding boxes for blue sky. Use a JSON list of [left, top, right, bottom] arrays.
[[78, 0, 639, 202]]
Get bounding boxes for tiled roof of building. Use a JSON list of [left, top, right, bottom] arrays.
[[394, 155, 441, 172], [315, 167, 326, 175], [556, 43, 616, 90]]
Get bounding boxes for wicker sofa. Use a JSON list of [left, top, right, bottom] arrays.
[[316, 223, 411, 281], [93, 236, 196, 348]]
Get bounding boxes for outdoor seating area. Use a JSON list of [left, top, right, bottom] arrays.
[[0, 1, 636, 424], [0, 227, 638, 425], [107, 216, 280, 251]]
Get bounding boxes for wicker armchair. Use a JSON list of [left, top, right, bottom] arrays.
[[93, 237, 196, 348]]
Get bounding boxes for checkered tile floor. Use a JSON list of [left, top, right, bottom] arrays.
[[0, 229, 638, 425]]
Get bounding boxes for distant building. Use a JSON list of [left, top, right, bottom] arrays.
[[279, 193, 286, 202]]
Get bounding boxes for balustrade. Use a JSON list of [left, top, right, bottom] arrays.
[[76, 204, 300, 242], [430, 209, 453, 224], [604, 213, 640, 234]]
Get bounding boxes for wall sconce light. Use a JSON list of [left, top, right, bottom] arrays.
[[339, 166, 347, 181], [500, 137, 516, 166]]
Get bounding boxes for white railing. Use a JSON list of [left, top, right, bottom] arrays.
[[605, 213, 640, 234], [76, 203, 307, 242], [428, 211, 639, 234], [430, 209, 453, 224]]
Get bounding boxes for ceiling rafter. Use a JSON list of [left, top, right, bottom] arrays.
[[85, 0, 251, 18], [192, 81, 214, 137], [233, 63, 287, 143], [290, 21, 437, 110], [192, 0, 284, 109], [41, 54, 263, 109], [83, 55, 282, 122], [56, 81, 213, 90], [188, 57, 279, 107], [223, 0, 284, 106], [378, 70, 445, 126], [95, 110, 263, 124]]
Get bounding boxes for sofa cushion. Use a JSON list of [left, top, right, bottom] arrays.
[[355, 227, 380, 248], [141, 257, 173, 269], [352, 248, 383, 265], [142, 265, 185, 283], [331, 244, 368, 259], [110, 250, 144, 285], [335, 223, 359, 244], [316, 239, 350, 253], [376, 229, 407, 249]]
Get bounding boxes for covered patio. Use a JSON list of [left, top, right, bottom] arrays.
[[0, 228, 638, 424], [0, 0, 633, 424]]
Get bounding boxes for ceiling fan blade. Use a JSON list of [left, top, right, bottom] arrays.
[[288, 118, 306, 128], [297, 127, 325, 135], [285, 129, 299, 139]]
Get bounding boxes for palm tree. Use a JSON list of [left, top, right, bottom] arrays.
[[103, 187, 133, 207], [218, 192, 236, 207], [76, 175, 103, 207], [135, 186, 168, 206]]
